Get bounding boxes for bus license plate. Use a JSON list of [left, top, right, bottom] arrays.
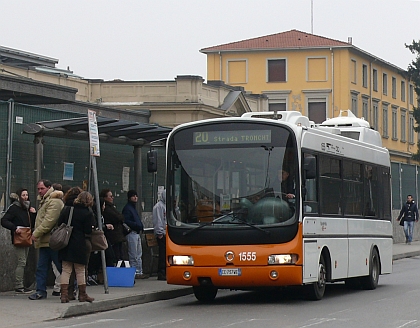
[[219, 268, 241, 276]]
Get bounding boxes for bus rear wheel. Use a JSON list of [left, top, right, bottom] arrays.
[[193, 285, 218, 302], [305, 255, 326, 300], [361, 248, 380, 290]]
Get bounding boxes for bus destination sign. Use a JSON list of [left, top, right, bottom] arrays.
[[193, 130, 271, 145]]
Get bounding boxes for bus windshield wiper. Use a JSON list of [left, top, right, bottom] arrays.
[[226, 217, 270, 235], [183, 212, 234, 236], [183, 211, 270, 236], [182, 214, 228, 236]]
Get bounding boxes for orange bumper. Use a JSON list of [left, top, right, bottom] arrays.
[[167, 265, 303, 288]]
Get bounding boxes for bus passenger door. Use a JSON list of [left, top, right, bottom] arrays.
[[303, 238, 319, 283]]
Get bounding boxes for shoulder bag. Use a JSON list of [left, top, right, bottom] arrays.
[[50, 207, 74, 251], [13, 211, 33, 247], [122, 222, 132, 235], [89, 229, 108, 251]]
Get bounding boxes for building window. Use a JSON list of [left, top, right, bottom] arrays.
[[351, 59, 357, 84], [362, 64, 368, 88], [264, 90, 290, 111], [269, 103, 286, 111], [409, 112, 415, 144], [382, 104, 388, 137], [267, 59, 286, 82], [307, 57, 327, 81], [392, 107, 398, 140], [373, 69, 378, 92], [392, 77, 397, 99], [401, 109, 407, 142], [351, 92, 358, 117], [308, 101, 326, 124], [401, 81, 406, 102], [383, 73, 388, 95], [410, 84, 414, 105], [373, 101, 379, 131], [227, 60, 247, 84], [362, 97, 369, 121]]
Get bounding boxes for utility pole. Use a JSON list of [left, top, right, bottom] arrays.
[[311, 0, 314, 34]]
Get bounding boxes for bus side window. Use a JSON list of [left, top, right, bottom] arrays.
[[364, 165, 377, 217], [319, 156, 341, 215], [303, 153, 318, 214]]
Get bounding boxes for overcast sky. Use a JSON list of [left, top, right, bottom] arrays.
[[2, 0, 420, 82]]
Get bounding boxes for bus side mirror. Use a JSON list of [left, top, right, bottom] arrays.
[[304, 156, 316, 179], [147, 149, 158, 173]]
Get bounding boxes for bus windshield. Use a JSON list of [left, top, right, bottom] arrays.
[[168, 122, 298, 229]]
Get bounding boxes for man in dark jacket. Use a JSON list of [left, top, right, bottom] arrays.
[[397, 194, 419, 245], [122, 190, 147, 279]]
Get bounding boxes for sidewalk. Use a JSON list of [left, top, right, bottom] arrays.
[[1, 242, 420, 327]]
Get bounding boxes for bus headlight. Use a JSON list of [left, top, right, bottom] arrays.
[[268, 254, 298, 265], [169, 255, 194, 265]]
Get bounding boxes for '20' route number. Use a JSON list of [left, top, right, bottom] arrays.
[[239, 252, 256, 261]]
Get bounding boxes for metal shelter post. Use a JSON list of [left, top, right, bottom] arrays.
[[5, 99, 14, 209], [134, 145, 143, 216], [91, 156, 109, 294], [33, 134, 43, 207]]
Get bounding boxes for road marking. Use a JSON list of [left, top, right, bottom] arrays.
[[299, 318, 337, 327], [396, 320, 418, 328], [219, 319, 266, 327], [58, 319, 125, 327], [143, 319, 184, 327]]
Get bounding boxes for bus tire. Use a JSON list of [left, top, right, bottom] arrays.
[[305, 255, 326, 300], [193, 285, 218, 302], [361, 248, 380, 290]]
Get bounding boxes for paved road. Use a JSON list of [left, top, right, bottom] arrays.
[[1, 241, 419, 327]]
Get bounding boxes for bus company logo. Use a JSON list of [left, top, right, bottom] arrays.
[[225, 251, 235, 262], [320, 221, 327, 231], [321, 142, 342, 155]]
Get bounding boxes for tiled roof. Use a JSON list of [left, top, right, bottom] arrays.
[[200, 29, 351, 53]]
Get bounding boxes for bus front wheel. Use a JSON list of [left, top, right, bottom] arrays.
[[193, 285, 218, 302], [305, 255, 326, 300], [361, 248, 380, 290]]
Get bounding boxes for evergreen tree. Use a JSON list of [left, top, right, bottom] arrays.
[[406, 40, 420, 160]]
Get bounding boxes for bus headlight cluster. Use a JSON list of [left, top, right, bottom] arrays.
[[169, 255, 194, 265], [268, 254, 298, 265]]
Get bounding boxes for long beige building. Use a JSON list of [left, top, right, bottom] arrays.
[[0, 45, 268, 125]]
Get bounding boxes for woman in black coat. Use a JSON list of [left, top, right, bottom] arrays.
[[1, 189, 36, 293], [100, 189, 127, 263], [58, 191, 94, 303]]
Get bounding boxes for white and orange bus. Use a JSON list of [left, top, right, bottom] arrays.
[[164, 110, 392, 301]]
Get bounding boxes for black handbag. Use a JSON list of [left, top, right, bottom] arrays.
[[399, 218, 405, 226], [122, 222, 132, 235], [50, 207, 74, 251]]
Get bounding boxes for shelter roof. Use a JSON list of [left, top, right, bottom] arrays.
[[23, 116, 171, 146]]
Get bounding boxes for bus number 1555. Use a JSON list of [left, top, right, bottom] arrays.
[[239, 252, 256, 261]]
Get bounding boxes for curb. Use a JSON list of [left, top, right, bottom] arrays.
[[393, 251, 420, 261], [61, 287, 193, 318]]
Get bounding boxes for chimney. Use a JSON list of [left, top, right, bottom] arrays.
[[348, 37, 353, 45]]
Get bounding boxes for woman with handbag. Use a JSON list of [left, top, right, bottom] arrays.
[[57, 191, 95, 303], [1, 189, 36, 293]]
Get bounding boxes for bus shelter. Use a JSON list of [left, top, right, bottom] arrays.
[[22, 115, 171, 215]]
